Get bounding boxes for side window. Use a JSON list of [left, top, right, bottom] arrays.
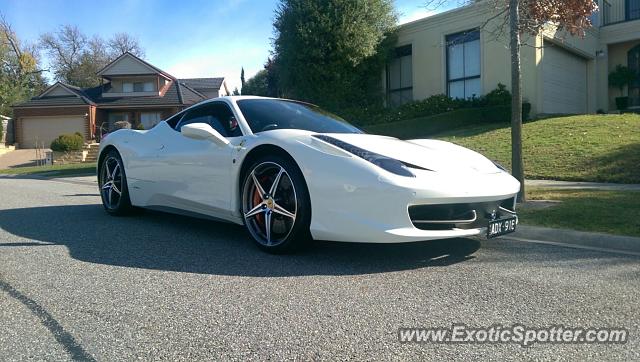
[[176, 103, 242, 138], [210, 103, 243, 138]]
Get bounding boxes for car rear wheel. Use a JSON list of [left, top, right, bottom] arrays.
[[99, 149, 133, 215], [241, 156, 311, 253]]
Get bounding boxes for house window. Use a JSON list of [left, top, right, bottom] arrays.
[[107, 112, 130, 131], [387, 44, 413, 106], [123, 81, 155, 93], [446, 29, 481, 99], [140, 112, 162, 129], [628, 0, 640, 21], [108, 112, 129, 123]]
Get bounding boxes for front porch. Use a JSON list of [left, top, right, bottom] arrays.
[[606, 40, 640, 111], [96, 107, 180, 139]]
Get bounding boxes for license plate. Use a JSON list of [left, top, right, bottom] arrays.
[[487, 216, 517, 238]]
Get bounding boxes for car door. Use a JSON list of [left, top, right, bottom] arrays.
[[153, 102, 241, 218]]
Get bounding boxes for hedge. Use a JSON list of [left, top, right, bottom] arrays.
[[364, 105, 521, 139], [341, 84, 529, 127], [50, 132, 84, 152]]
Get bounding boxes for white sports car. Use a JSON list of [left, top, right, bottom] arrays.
[[98, 96, 520, 253]]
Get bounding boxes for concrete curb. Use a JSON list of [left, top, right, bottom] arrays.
[[525, 179, 640, 191], [512, 225, 640, 255], [0, 173, 96, 186]]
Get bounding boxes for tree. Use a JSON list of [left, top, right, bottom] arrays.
[[273, 0, 397, 110], [264, 57, 280, 98], [108, 32, 145, 58], [241, 69, 269, 96], [240, 67, 245, 88], [0, 14, 46, 115], [40, 26, 145, 87], [425, 0, 597, 201], [608, 64, 637, 96], [608, 64, 637, 110], [232, 87, 241, 96]]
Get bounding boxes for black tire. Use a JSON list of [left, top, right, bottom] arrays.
[[98, 149, 133, 216], [241, 155, 311, 253]]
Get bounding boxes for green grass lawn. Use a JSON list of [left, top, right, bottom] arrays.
[[0, 163, 96, 177], [520, 188, 640, 237], [431, 114, 640, 184]]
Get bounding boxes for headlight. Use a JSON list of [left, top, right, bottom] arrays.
[[313, 135, 415, 177]]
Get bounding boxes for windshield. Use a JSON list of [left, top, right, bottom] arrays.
[[236, 99, 362, 134]]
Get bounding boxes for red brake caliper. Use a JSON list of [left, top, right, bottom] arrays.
[[253, 182, 264, 227]]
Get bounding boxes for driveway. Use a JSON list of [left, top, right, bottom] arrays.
[[0, 149, 46, 169], [0, 177, 638, 360]]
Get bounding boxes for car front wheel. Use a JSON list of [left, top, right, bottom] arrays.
[[99, 149, 133, 215], [241, 156, 311, 253]]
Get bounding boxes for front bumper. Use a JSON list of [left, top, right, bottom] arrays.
[[308, 170, 521, 243]]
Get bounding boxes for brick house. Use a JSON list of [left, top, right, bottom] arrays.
[[12, 52, 229, 148]]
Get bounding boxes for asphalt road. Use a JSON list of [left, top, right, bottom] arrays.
[[0, 176, 638, 361]]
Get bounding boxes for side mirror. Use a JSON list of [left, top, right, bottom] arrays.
[[181, 123, 230, 147]]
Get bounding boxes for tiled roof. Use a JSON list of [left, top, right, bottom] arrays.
[[179, 77, 224, 90], [13, 95, 90, 108], [93, 82, 204, 107], [14, 80, 209, 109]]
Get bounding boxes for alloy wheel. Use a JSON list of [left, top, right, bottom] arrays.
[[101, 156, 123, 210], [242, 162, 298, 246]]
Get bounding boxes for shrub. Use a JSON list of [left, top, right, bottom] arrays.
[[340, 84, 529, 127], [364, 106, 511, 139], [522, 102, 532, 121], [0, 120, 3, 141], [111, 121, 131, 132], [364, 102, 537, 139], [50, 133, 84, 152], [609, 65, 636, 94], [615, 97, 629, 111], [484, 83, 511, 106], [135, 123, 145, 130], [341, 94, 458, 126]]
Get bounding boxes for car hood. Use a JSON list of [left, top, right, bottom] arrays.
[[323, 133, 501, 174]]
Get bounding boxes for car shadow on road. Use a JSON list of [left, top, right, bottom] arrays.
[[0, 204, 484, 276]]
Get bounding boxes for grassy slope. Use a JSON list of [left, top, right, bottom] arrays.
[[364, 108, 490, 139], [432, 114, 640, 183], [520, 188, 640, 237], [0, 163, 96, 177]]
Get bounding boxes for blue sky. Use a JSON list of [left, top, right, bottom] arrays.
[[0, 0, 454, 90]]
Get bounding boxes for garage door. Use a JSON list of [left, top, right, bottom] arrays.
[[542, 45, 588, 114], [20, 116, 86, 148]]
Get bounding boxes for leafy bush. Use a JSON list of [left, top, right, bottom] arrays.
[[522, 102, 532, 121], [364, 106, 507, 138], [341, 94, 458, 126], [364, 102, 534, 139], [609, 65, 637, 93], [111, 121, 131, 132], [484, 83, 511, 106], [341, 84, 517, 126], [50, 132, 84, 152], [0, 119, 3, 141], [242, 69, 269, 96]]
